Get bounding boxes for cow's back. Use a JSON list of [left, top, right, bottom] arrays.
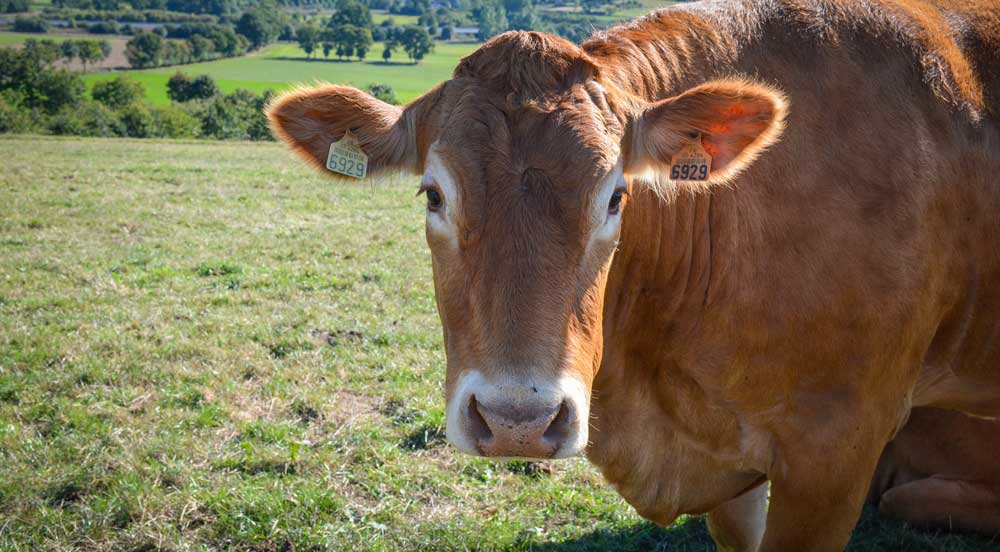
[[720, 0, 1000, 414]]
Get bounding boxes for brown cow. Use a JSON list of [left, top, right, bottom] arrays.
[[868, 407, 1000, 536], [266, 0, 1000, 549]]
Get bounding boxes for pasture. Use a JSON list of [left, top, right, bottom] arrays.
[[1, 134, 997, 551], [79, 41, 480, 106]]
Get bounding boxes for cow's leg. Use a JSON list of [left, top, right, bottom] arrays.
[[759, 429, 887, 552], [879, 476, 1000, 535], [706, 482, 768, 552]]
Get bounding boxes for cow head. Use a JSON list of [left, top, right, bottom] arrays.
[[267, 32, 786, 459]]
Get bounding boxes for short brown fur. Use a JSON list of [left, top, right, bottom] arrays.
[[267, 0, 1000, 549]]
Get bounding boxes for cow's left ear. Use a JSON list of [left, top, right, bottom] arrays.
[[266, 84, 441, 180], [624, 79, 787, 182]]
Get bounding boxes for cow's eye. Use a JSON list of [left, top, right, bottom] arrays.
[[424, 187, 443, 212], [608, 189, 624, 214]]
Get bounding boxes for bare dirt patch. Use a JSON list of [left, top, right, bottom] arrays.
[[3, 34, 130, 71]]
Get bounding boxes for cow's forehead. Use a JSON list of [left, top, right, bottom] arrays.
[[430, 82, 620, 195]]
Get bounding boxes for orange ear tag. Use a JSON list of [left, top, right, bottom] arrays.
[[669, 136, 712, 183], [326, 130, 369, 179]]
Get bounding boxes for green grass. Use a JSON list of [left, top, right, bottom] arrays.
[[0, 31, 92, 44], [81, 41, 477, 106], [1, 134, 999, 551], [371, 12, 421, 26]]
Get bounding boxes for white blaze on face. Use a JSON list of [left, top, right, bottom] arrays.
[[586, 160, 626, 253], [422, 145, 461, 247]]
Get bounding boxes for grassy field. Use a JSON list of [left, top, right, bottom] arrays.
[[0, 31, 96, 44], [80, 41, 478, 106], [2, 134, 998, 551]]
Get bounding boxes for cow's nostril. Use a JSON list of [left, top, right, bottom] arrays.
[[542, 401, 572, 445], [467, 395, 493, 444]]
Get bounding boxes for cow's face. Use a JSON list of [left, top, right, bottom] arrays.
[[267, 32, 785, 460]]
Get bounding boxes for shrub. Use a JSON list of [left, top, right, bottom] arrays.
[[118, 102, 155, 137], [167, 72, 218, 102], [13, 16, 49, 33], [166, 72, 192, 102], [0, 94, 33, 134], [92, 75, 144, 109], [195, 89, 271, 140], [48, 107, 85, 136], [75, 101, 125, 137], [366, 83, 398, 105], [35, 69, 87, 113], [86, 20, 119, 34], [187, 74, 218, 100], [150, 104, 198, 138]]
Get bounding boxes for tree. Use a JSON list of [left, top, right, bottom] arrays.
[[366, 83, 397, 105], [188, 74, 218, 100], [190, 35, 213, 60], [126, 31, 164, 69], [60, 40, 80, 66], [580, 0, 605, 14], [400, 25, 432, 64], [322, 41, 333, 59], [327, 24, 371, 62], [35, 69, 87, 113], [167, 72, 193, 102], [329, 0, 373, 30], [296, 24, 320, 59], [78, 40, 110, 71], [381, 42, 393, 63], [23, 39, 62, 66], [168, 72, 219, 102], [507, 0, 541, 31], [476, 0, 509, 41], [91, 75, 143, 109], [1, 0, 30, 12], [236, 1, 286, 50], [439, 26, 453, 41]]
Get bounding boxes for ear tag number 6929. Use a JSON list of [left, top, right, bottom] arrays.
[[326, 130, 369, 179], [669, 135, 712, 183]]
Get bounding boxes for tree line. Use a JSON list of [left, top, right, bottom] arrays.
[[0, 43, 401, 140], [124, 22, 249, 68], [294, 0, 433, 64]]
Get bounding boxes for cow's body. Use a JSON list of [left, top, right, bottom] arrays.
[[586, 0, 1000, 541], [268, 0, 1000, 549], [868, 408, 1000, 535]]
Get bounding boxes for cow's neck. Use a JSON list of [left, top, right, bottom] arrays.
[[583, 10, 739, 102], [587, 183, 763, 517], [583, 14, 767, 516]]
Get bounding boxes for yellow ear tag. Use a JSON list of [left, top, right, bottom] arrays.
[[669, 136, 712, 182], [326, 130, 368, 179]]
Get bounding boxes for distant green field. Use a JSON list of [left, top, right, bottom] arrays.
[[0, 31, 91, 44], [371, 12, 421, 26], [81, 41, 477, 106]]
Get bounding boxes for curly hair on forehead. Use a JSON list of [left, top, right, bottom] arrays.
[[454, 31, 603, 106]]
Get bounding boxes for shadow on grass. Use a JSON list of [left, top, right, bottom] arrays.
[[266, 56, 358, 63], [523, 517, 712, 552], [264, 56, 419, 66], [516, 506, 1000, 551]]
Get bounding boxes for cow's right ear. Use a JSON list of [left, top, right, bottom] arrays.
[[623, 79, 787, 184], [266, 84, 434, 179]]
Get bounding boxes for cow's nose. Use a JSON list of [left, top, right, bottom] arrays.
[[467, 395, 574, 458]]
